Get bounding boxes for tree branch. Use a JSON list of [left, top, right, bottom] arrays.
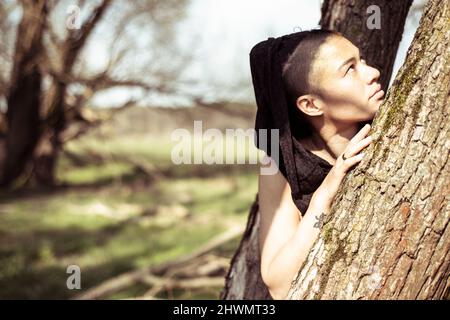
[[63, 0, 112, 70], [73, 225, 244, 299]]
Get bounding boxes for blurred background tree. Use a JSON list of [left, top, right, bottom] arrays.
[[0, 0, 192, 187]]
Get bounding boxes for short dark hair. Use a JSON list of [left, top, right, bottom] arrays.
[[282, 29, 341, 139]]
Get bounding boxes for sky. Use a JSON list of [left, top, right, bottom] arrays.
[[89, 0, 426, 107]]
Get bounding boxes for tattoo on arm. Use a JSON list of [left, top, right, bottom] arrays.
[[313, 212, 325, 228]]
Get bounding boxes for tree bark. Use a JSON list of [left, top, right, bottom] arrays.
[[221, 194, 272, 299], [288, 0, 449, 299], [221, 0, 415, 300]]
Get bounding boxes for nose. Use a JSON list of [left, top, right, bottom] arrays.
[[365, 64, 380, 85]]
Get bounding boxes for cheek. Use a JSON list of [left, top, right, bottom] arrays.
[[340, 78, 365, 101], [322, 79, 364, 106], [321, 80, 371, 120]]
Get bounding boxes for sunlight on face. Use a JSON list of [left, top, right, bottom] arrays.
[[311, 35, 385, 123]]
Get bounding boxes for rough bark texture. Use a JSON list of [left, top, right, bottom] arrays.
[[320, 0, 413, 93], [221, 0, 419, 300], [288, 0, 449, 299]]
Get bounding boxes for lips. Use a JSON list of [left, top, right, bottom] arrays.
[[369, 84, 383, 99]]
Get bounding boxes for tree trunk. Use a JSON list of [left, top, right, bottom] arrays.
[[0, 0, 111, 187], [288, 0, 449, 299], [30, 0, 111, 186], [221, 0, 414, 300], [221, 194, 272, 299], [0, 0, 47, 187]]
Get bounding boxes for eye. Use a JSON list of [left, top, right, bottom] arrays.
[[346, 64, 355, 75]]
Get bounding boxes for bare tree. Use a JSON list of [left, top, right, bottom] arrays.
[[30, 0, 112, 186], [0, 0, 191, 187]]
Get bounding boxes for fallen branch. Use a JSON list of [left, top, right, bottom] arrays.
[[140, 276, 225, 299], [73, 224, 244, 299]]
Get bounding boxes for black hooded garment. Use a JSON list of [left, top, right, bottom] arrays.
[[251, 31, 368, 214]]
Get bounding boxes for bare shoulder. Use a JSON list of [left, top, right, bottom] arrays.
[[258, 156, 302, 222], [258, 156, 287, 200], [258, 155, 302, 279]]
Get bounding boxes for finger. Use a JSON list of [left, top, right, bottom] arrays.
[[350, 124, 371, 143], [348, 135, 373, 155], [343, 152, 365, 168]]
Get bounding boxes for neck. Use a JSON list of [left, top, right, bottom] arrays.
[[309, 118, 360, 160]]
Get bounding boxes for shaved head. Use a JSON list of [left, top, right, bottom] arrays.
[[282, 30, 341, 99]]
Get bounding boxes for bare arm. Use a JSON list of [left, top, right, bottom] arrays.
[[258, 162, 334, 299], [259, 124, 373, 299]]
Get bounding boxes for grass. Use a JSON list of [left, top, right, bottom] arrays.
[[0, 130, 259, 299]]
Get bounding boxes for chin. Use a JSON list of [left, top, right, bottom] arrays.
[[374, 98, 384, 107], [360, 112, 376, 122], [369, 102, 382, 114]]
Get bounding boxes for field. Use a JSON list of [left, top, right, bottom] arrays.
[[0, 105, 260, 299]]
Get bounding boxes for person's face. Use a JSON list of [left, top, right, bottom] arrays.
[[299, 35, 384, 123]]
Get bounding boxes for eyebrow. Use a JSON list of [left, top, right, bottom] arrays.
[[338, 49, 361, 71]]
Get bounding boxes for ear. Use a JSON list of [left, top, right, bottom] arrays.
[[296, 94, 324, 117]]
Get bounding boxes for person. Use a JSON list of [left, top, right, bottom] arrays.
[[251, 29, 385, 300]]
